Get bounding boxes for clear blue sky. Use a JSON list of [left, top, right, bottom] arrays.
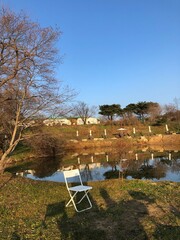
[[1, 0, 180, 108]]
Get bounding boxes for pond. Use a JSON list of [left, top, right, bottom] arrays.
[[12, 149, 180, 182]]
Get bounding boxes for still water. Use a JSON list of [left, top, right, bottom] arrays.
[[14, 150, 180, 182]]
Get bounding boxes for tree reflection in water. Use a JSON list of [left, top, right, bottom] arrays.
[[81, 164, 93, 181], [103, 151, 180, 181], [31, 157, 62, 178], [13, 150, 180, 182]]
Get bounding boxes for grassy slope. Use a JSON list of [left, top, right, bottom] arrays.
[[25, 124, 167, 142], [0, 174, 179, 240], [10, 123, 180, 162]]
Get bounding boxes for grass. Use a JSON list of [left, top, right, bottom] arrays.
[[0, 173, 179, 240]]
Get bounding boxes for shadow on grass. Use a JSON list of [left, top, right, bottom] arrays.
[[44, 188, 159, 240], [56, 193, 107, 240], [43, 180, 180, 240], [98, 189, 150, 240], [11, 231, 21, 240], [0, 174, 15, 190], [45, 201, 66, 218], [153, 224, 180, 239], [45, 188, 107, 240]]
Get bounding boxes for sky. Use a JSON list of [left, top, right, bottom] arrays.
[[1, 0, 180, 108]]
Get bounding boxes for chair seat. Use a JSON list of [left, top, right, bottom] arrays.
[[69, 185, 92, 192]]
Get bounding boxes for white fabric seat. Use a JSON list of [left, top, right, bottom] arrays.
[[69, 185, 92, 192], [63, 169, 93, 212]]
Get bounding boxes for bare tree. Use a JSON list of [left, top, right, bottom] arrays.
[[163, 103, 177, 121], [162, 98, 180, 130], [73, 101, 97, 124], [0, 7, 75, 172], [163, 104, 176, 114], [147, 102, 162, 123]]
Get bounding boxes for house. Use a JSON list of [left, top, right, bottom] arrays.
[[76, 117, 100, 125], [43, 117, 100, 126], [86, 117, 100, 125], [43, 118, 71, 126]]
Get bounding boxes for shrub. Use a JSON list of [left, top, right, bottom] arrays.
[[27, 133, 66, 157]]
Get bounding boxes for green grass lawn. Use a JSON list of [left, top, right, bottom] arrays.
[[0, 173, 179, 240]]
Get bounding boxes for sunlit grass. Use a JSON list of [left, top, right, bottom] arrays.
[[0, 173, 179, 239]]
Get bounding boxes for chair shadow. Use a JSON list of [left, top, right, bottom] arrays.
[[45, 190, 106, 240], [56, 193, 107, 240]]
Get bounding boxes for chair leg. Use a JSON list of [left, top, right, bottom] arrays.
[[66, 191, 92, 212], [77, 190, 92, 206], [66, 192, 78, 207]]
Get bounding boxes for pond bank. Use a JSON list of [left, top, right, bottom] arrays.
[[5, 134, 180, 165], [67, 134, 180, 151]]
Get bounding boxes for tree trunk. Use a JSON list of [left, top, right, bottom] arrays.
[[0, 146, 14, 174], [0, 136, 20, 174], [0, 157, 8, 174]]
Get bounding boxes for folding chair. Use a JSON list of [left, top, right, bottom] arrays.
[[63, 169, 92, 212]]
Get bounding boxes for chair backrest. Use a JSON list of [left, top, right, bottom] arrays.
[[63, 169, 83, 189]]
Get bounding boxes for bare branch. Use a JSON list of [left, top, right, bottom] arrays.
[[0, 7, 75, 170]]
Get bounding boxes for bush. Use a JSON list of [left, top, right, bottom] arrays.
[[27, 133, 66, 157], [152, 116, 167, 126]]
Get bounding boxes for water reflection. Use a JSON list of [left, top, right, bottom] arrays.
[[30, 157, 61, 178], [14, 150, 180, 182]]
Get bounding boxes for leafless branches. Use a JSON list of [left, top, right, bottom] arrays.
[[0, 7, 75, 169]]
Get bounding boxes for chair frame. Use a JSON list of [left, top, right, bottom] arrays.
[[63, 169, 92, 212]]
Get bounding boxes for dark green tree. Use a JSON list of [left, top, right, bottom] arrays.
[[99, 104, 122, 121], [127, 101, 160, 122], [123, 103, 137, 118], [134, 102, 149, 121]]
